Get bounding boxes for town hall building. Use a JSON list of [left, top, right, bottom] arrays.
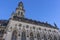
[[0, 1, 60, 40]]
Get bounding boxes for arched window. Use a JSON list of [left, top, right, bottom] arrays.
[[48, 34, 53, 40], [30, 32, 34, 40], [37, 33, 41, 40], [44, 34, 47, 40], [21, 31, 26, 40], [11, 30, 17, 40], [54, 35, 57, 40], [21, 12, 23, 16], [0, 30, 4, 37], [18, 11, 20, 15]]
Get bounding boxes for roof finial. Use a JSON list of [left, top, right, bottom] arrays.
[[54, 22, 57, 28]]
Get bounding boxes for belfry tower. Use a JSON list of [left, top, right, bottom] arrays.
[[12, 1, 25, 18], [16, 1, 25, 17], [3, 1, 26, 40]]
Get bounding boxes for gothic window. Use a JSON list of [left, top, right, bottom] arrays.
[[0, 31, 1, 34], [39, 28, 41, 30], [41, 37, 44, 40], [33, 26, 35, 29], [21, 12, 23, 16], [48, 35, 53, 40], [19, 24, 22, 27], [27, 30, 29, 37], [54, 35, 57, 40], [21, 31, 26, 40], [10, 27, 12, 31], [0, 30, 4, 37], [0, 30, 2, 35], [19, 24, 22, 30], [44, 34, 47, 40], [11, 30, 17, 40], [30, 32, 34, 40], [18, 34, 20, 36], [37, 33, 41, 40], [26, 25, 29, 28]]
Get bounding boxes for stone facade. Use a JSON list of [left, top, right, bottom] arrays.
[[0, 1, 60, 40], [4, 19, 60, 40]]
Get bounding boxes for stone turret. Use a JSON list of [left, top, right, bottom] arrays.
[[15, 1, 25, 18], [11, 1, 25, 19]]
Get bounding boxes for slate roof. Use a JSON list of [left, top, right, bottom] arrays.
[[0, 16, 58, 29], [0, 20, 8, 26], [11, 16, 59, 29]]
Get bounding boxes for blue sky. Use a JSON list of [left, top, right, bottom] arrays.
[[0, 0, 60, 28]]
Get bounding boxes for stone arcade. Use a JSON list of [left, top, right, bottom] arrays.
[[0, 1, 60, 40]]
